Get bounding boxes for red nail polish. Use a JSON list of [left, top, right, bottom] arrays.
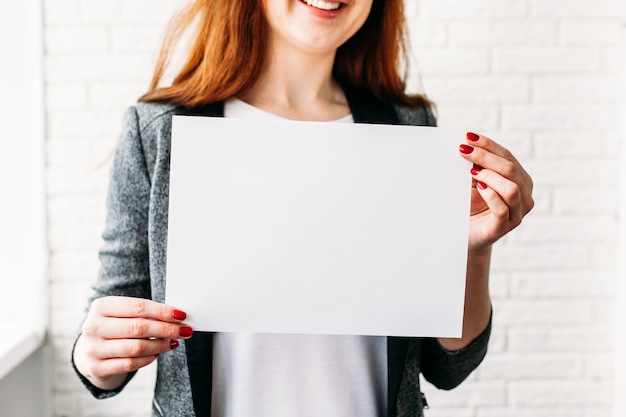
[[467, 132, 480, 141], [470, 167, 482, 176], [170, 339, 180, 350], [179, 326, 193, 338], [477, 181, 488, 190], [173, 310, 187, 320], [459, 144, 474, 154]]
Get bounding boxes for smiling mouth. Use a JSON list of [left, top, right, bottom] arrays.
[[300, 0, 344, 11]]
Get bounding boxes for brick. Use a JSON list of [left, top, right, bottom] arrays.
[[110, 25, 164, 53], [590, 244, 618, 269], [45, 54, 153, 83], [516, 215, 617, 243], [553, 187, 618, 215], [477, 408, 582, 417], [502, 104, 619, 130], [582, 409, 612, 417], [421, 380, 507, 407], [76, 0, 124, 24], [50, 309, 88, 337], [602, 46, 624, 71], [592, 299, 616, 324], [595, 157, 621, 186], [46, 166, 108, 196], [414, 48, 490, 75], [533, 75, 623, 102], [489, 272, 509, 299], [407, 21, 447, 48], [45, 27, 108, 54], [521, 159, 597, 186], [434, 105, 499, 130], [509, 381, 611, 406], [526, 187, 551, 215], [450, 21, 557, 46], [530, 0, 624, 18], [534, 131, 606, 158], [478, 353, 582, 379], [89, 82, 145, 110], [48, 195, 106, 226], [48, 223, 102, 252], [417, 408, 474, 417], [420, 0, 527, 18], [44, 0, 81, 25], [46, 140, 92, 168], [52, 392, 81, 417], [422, 76, 530, 104], [511, 271, 615, 298], [119, 0, 180, 24], [46, 83, 88, 110], [487, 326, 507, 353], [583, 354, 612, 379], [561, 20, 624, 45], [509, 326, 612, 352], [49, 280, 94, 310], [82, 387, 154, 417], [491, 242, 588, 270], [47, 110, 123, 140], [52, 364, 86, 392], [48, 251, 100, 281], [493, 300, 593, 326], [493, 48, 601, 74]]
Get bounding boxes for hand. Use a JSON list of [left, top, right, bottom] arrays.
[[459, 132, 534, 253], [73, 296, 192, 390]]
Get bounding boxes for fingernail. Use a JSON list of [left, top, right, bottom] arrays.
[[173, 310, 187, 320], [179, 326, 193, 338], [477, 181, 488, 190], [470, 164, 483, 176], [170, 339, 180, 350], [459, 144, 474, 154], [467, 132, 480, 141]]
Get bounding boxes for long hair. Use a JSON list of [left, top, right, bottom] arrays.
[[139, 0, 431, 108]]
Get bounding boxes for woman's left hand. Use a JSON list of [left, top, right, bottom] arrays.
[[458, 132, 534, 253]]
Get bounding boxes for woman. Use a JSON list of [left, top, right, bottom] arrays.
[[72, 0, 534, 416]]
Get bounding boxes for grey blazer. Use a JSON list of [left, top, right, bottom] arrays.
[[74, 88, 491, 417]]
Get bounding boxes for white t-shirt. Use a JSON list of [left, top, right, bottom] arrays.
[[210, 98, 387, 417]]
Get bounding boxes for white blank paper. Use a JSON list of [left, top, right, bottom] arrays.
[[165, 117, 471, 337]]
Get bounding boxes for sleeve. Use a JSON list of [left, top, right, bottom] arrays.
[[420, 311, 492, 390], [72, 106, 153, 398]]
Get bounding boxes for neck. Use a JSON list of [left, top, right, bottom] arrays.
[[239, 36, 350, 121]]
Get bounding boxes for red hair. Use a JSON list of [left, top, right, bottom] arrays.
[[140, 0, 430, 108]]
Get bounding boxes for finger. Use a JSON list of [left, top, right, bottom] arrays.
[[472, 165, 533, 217], [466, 132, 520, 164], [460, 144, 532, 200], [93, 338, 180, 360], [91, 296, 187, 323], [88, 355, 159, 379], [463, 133, 533, 189], [82, 317, 193, 340], [468, 183, 513, 251]]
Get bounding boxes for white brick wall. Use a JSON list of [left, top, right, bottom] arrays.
[[44, 1, 623, 416]]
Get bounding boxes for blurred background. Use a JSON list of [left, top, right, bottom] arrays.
[[0, 0, 624, 416]]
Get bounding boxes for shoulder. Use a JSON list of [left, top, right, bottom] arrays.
[[125, 102, 178, 133], [393, 103, 437, 127]]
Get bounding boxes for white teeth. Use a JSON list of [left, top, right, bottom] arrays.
[[303, 0, 342, 11]]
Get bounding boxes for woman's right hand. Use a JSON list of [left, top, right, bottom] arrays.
[[73, 296, 193, 391]]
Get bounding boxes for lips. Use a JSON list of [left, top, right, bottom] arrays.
[[300, 0, 344, 11]]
